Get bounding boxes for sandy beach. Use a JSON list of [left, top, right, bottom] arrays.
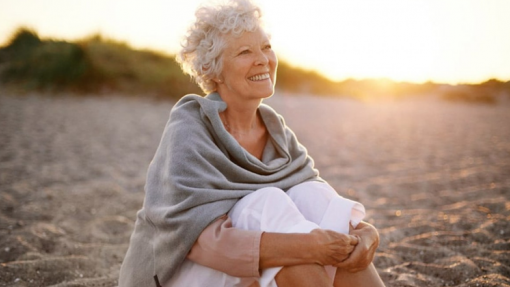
[[1, 91, 509, 287]]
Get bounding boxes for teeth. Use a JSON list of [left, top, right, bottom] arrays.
[[249, 73, 270, 81]]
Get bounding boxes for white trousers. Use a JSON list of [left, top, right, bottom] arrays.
[[166, 181, 365, 287]]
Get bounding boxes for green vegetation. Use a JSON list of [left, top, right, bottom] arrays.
[[439, 79, 510, 104], [0, 28, 201, 98], [1, 28, 509, 103], [0, 28, 90, 91]]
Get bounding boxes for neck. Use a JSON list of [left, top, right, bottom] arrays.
[[216, 91, 268, 159], [220, 105, 261, 135], [223, 108, 260, 135], [216, 88, 263, 134]]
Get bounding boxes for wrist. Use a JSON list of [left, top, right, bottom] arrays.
[[305, 229, 323, 264], [259, 232, 319, 268]]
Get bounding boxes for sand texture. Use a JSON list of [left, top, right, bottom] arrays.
[[1, 92, 509, 287]]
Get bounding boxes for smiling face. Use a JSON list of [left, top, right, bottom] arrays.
[[216, 28, 278, 104]]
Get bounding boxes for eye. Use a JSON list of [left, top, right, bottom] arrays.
[[264, 44, 272, 50], [238, 49, 250, 55]]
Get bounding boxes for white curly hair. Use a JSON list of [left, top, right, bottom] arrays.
[[176, 0, 265, 94]]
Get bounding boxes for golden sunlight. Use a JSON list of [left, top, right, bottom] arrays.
[[1, 0, 509, 84], [263, 0, 510, 84]]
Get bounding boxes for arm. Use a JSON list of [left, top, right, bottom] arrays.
[[259, 228, 359, 269], [187, 215, 262, 277], [189, 216, 359, 277]]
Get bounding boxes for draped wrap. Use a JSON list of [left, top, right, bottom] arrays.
[[118, 93, 321, 286]]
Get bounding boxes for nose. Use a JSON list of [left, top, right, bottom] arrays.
[[255, 49, 269, 66]]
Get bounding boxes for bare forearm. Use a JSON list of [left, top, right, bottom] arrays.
[[259, 232, 315, 269], [259, 229, 358, 269]]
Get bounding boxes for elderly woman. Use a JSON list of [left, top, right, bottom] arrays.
[[118, 0, 385, 286]]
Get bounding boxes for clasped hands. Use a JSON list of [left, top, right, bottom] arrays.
[[310, 221, 379, 273]]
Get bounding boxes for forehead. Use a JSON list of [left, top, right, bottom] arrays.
[[223, 28, 270, 50]]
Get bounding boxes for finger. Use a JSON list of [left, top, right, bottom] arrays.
[[343, 244, 355, 254], [336, 240, 363, 267], [350, 235, 360, 245], [335, 254, 355, 268], [336, 247, 371, 272]]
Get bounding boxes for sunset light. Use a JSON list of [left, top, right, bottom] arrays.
[[1, 0, 509, 84], [2, 2, 510, 286]]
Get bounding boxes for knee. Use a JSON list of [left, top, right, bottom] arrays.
[[287, 182, 342, 217], [252, 186, 289, 203], [287, 181, 337, 202], [242, 186, 300, 213], [233, 187, 290, 212]]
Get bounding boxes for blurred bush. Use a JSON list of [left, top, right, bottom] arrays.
[[276, 62, 344, 96], [0, 28, 89, 90], [440, 86, 496, 104], [276, 64, 440, 101], [439, 79, 510, 104], [1, 27, 509, 103], [1, 28, 41, 58], [79, 35, 202, 97], [0, 28, 202, 98]]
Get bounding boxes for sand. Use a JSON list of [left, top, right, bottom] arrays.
[[0, 91, 509, 287]]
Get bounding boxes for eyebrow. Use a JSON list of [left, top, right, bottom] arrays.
[[236, 45, 251, 51], [234, 40, 271, 51], [227, 36, 271, 56]]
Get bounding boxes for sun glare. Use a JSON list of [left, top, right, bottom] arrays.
[[1, 0, 509, 84], [263, 0, 510, 84]]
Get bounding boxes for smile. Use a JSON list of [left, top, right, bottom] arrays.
[[248, 73, 270, 81]]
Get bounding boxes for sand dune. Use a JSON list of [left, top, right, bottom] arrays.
[[1, 91, 509, 286]]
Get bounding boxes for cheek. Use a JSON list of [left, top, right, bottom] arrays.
[[220, 62, 239, 82], [269, 53, 277, 73], [227, 58, 250, 75], [269, 53, 278, 69]]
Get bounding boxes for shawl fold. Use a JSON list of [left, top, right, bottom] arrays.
[[118, 93, 321, 287]]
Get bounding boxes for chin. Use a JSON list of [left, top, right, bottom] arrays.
[[259, 87, 275, 99], [264, 93, 274, 100]]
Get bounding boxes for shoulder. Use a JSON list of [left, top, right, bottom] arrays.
[[155, 95, 207, 149], [169, 94, 203, 121], [259, 103, 287, 127], [163, 93, 225, 145], [170, 93, 226, 123]]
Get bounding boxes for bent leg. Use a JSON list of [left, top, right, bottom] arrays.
[[287, 181, 366, 280], [275, 264, 332, 287], [165, 258, 258, 287], [287, 181, 365, 233], [334, 263, 385, 287], [287, 182, 385, 287], [229, 186, 319, 233], [228, 187, 330, 287]]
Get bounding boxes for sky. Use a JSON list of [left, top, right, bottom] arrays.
[[1, 0, 509, 84]]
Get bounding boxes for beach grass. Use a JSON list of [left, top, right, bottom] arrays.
[[2, 27, 509, 103]]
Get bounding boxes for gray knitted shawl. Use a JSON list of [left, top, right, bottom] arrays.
[[118, 93, 321, 287]]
